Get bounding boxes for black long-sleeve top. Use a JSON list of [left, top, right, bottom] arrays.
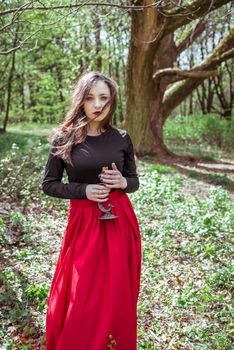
[[41, 127, 139, 199]]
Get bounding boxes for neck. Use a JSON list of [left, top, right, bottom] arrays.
[[87, 121, 104, 134]]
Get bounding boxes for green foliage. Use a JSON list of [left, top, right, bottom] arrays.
[[165, 114, 234, 151], [25, 283, 50, 311], [145, 163, 179, 174], [0, 141, 46, 205], [132, 162, 233, 349], [0, 216, 7, 245], [0, 2, 130, 127]]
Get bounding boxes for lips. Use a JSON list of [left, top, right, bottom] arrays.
[[93, 112, 102, 116]]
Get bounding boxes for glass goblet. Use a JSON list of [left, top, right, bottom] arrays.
[[98, 166, 118, 220]]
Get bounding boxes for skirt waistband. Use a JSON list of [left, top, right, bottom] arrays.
[[70, 189, 126, 208]]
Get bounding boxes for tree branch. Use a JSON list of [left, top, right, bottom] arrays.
[[161, 27, 234, 118], [0, 1, 34, 31], [0, 28, 41, 55], [163, 0, 231, 35], [219, 47, 234, 61], [176, 19, 207, 54], [153, 68, 218, 80], [0, 6, 80, 55], [0, 1, 161, 17]]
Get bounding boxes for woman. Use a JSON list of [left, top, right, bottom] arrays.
[[42, 71, 142, 350]]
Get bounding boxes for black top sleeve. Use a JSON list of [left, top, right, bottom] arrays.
[[41, 145, 88, 199], [120, 133, 139, 193]]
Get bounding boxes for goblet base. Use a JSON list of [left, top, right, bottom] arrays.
[[99, 213, 118, 220], [98, 202, 118, 220]]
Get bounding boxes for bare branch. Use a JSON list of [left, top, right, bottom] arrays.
[[162, 27, 234, 118], [219, 47, 234, 61], [0, 28, 41, 55], [0, 5, 83, 55], [163, 0, 231, 35], [0, 1, 34, 31], [176, 19, 207, 54], [0, 1, 161, 17], [153, 68, 218, 80]]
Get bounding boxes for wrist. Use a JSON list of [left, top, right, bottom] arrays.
[[120, 176, 127, 190]]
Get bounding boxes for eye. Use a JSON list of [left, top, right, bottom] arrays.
[[86, 96, 109, 101]]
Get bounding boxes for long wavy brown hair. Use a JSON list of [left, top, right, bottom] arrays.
[[49, 71, 119, 166]]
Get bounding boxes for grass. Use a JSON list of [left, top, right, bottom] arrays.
[[164, 113, 234, 155], [0, 122, 233, 350], [7, 122, 58, 136], [134, 165, 233, 349]]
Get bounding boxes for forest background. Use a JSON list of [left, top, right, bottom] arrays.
[[0, 1, 233, 350]]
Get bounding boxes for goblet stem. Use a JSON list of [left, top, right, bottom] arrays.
[[98, 184, 118, 220], [98, 166, 118, 220]]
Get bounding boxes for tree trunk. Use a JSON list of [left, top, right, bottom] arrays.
[[150, 33, 178, 158], [93, 13, 102, 71], [55, 66, 65, 103], [124, 5, 165, 156], [0, 28, 17, 133]]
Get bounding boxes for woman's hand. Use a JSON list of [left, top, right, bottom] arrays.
[[99, 163, 127, 190], [85, 184, 111, 202]]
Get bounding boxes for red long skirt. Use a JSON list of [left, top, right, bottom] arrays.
[[45, 189, 142, 350]]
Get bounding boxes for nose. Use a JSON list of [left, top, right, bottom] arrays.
[[94, 98, 102, 109]]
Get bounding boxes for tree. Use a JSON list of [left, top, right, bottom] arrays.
[[124, 0, 234, 162], [1, 0, 233, 159]]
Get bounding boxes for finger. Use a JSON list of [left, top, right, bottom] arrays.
[[104, 184, 119, 188], [101, 173, 120, 177], [104, 188, 111, 192], [103, 170, 120, 175], [112, 162, 118, 170], [101, 178, 120, 184], [99, 192, 110, 198], [94, 189, 109, 195], [92, 195, 109, 202], [101, 172, 121, 179], [99, 182, 109, 188], [98, 186, 111, 192], [97, 197, 109, 202], [95, 184, 110, 190], [94, 187, 110, 194], [93, 191, 109, 198], [101, 174, 120, 180]]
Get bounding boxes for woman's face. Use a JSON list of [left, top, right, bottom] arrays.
[[83, 80, 111, 123]]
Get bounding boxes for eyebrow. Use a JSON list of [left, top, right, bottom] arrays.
[[87, 93, 109, 96]]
